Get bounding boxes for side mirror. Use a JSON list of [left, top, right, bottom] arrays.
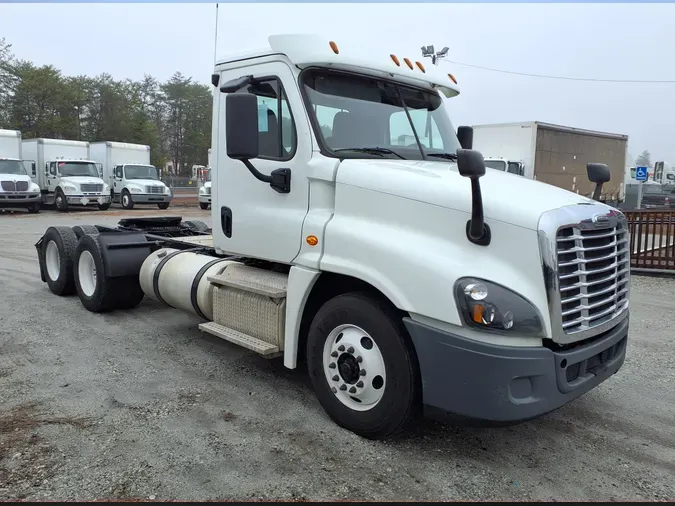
[[226, 93, 260, 160], [457, 148, 490, 246], [457, 126, 473, 150], [587, 162, 610, 201]]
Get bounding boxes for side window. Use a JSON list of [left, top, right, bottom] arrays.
[[507, 162, 522, 175], [115, 166, 123, 178], [236, 78, 297, 160], [389, 109, 444, 149], [49, 162, 57, 175]]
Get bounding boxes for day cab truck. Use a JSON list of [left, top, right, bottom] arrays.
[[472, 122, 628, 206], [22, 138, 111, 212], [198, 167, 212, 210], [0, 128, 42, 213], [34, 34, 630, 440], [90, 141, 172, 210]]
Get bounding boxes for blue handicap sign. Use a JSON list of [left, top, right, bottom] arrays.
[[635, 166, 648, 181]]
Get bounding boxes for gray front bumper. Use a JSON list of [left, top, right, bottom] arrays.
[[404, 316, 628, 423], [129, 194, 172, 204], [66, 195, 111, 206], [198, 194, 211, 204], [0, 193, 42, 207]]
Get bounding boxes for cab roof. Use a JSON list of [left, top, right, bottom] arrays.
[[215, 34, 460, 98]]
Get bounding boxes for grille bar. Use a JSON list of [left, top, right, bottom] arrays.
[[81, 183, 103, 193], [556, 220, 630, 335], [146, 185, 164, 194]]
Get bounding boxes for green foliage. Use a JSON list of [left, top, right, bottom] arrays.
[[0, 38, 211, 176], [635, 150, 651, 168]]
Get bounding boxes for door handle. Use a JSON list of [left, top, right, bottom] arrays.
[[221, 206, 232, 238]]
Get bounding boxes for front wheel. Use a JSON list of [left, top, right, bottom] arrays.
[[199, 203, 209, 210], [306, 292, 422, 440], [98, 202, 111, 211], [55, 189, 68, 212], [121, 190, 134, 210], [27, 202, 40, 214], [157, 202, 170, 210]]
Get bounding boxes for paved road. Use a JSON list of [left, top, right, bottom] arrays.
[[0, 209, 673, 501]]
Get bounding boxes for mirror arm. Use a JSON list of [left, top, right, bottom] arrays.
[[242, 159, 272, 184], [592, 183, 603, 201], [466, 177, 491, 246]]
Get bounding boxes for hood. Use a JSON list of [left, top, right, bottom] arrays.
[[126, 179, 167, 188], [0, 173, 33, 184], [60, 176, 105, 186], [204, 181, 211, 189], [338, 159, 602, 230]]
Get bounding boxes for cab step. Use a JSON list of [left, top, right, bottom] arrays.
[[207, 264, 287, 298], [198, 321, 281, 357]]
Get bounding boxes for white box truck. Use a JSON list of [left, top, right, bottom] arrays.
[[90, 141, 172, 210], [0, 129, 42, 213], [34, 34, 630, 440], [198, 149, 212, 210], [22, 138, 111, 212], [472, 121, 628, 205]]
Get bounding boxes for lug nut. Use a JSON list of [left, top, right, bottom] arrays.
[[331, 387, 337, 393], [356, 356, 363, 363], [339, 384, 347, 391], [332, 375, 339, 381], [347, 346, 354, 354], [356, 381, 364, 388], [331, 351, 338, 358], [349, 387, 356, 394], [338, 345, 345, 352], [329, 362, 336, 369], [359, 370, 366, 376]]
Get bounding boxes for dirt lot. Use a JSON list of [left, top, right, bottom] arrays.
[[0, 209, 673, 501]]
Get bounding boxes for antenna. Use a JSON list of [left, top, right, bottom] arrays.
[[213, 3, 219, 67]]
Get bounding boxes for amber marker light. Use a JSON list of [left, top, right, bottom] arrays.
[[306, 235, 319, 246], [329, 41, 339, 54]]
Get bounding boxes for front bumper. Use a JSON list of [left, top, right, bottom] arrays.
[[198, 194, 211, 204], [404, 315, 628, 423], [0, 193, 42, 207], [129, 193, 172, 204], [66, 195, 111, 206]]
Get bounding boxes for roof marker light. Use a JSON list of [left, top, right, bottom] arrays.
[[448, 73, 458, 84], [390, 54, 400, 66], [415, 61, 426, 73], [329, 41, 339, 54], [403, 58, 414, 70]]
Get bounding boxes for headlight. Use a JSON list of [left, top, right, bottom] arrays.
[[103, 184, 110, 193], [454, 277, 544, 337], [165, 186, 172, 195], [29, 183, 40, 192], [199, 187, 206, 194], [62, 185, 77, 194], [129, 186, 142, 193]]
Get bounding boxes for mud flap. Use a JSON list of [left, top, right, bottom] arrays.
[[35, 236, 47, 283]]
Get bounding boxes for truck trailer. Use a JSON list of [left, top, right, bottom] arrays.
[[22, 138, 111, 212], [472, 121, 628, 205], [0, 129, 42, 213], [33, 34, 630, 440], [90, 141, 172, 210]]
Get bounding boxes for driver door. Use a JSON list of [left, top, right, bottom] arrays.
[[47, 162, 58, 192]]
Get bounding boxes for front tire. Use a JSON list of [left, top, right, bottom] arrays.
[[121, 190, 134, 210], [55, 188, 68, 212], [199, 203, 209, 210], [157, 202, 170, 210], [306, 292, 422, 440], [98, 202, 111, 211], [27, 202, 40, 214]]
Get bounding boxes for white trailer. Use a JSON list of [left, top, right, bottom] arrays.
[[90, 141, 172, 210], [22, 138, 111, 212], [472, 121, 628, 205], [0, 129, 42, 213], [34, 34, 630, 440]]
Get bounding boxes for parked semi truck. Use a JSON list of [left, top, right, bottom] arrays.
[[472, 122, 628, 205], [0, 128, 42, 213], [34, 34, 630, 440], [22, 138, 111, 211], [90, 141, 172, 210]]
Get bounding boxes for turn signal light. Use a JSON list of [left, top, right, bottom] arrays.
[[329, 41, 339, 54]]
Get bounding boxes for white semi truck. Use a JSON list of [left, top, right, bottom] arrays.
[[34, 34, 630, 440], [90, 141, 172, 210], [22, 138, 111, 212], [0, 129, 42, 213], [472, 122, 628, 205]]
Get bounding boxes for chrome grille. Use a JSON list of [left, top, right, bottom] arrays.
[[556, 221, 630, 334], [206, 187, 211, 195], [1, 181, 29, 192], [146, 185, 164, 194], [81, 184, 103, 193]]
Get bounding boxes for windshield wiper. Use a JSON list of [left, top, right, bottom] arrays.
[[427, 152, 458, 160], [334, 147, 406, 160]]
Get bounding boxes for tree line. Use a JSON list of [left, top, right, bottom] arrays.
[[0, 37, 211, 176]]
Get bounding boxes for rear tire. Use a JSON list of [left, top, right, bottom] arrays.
[[73, 235, 119, 313], [199, 203, 209, 210], [72, 225, 99, 240], [183, 220, 209, 232], [306, 292, 422, 440], [41, 226, 78, 296]]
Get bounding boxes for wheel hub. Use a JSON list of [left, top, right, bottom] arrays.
[[337, 353, 360, 384]]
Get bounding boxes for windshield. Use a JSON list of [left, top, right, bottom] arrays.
[[301, 69, 462, 161], [485, 160, 507, 171], [125, 164, 159, 180], [58, 161, 99, 177], [206, 169, 211, 182], [0, 159, 28, 175]]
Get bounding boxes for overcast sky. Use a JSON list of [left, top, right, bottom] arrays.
[[2, 3, 674, 164]]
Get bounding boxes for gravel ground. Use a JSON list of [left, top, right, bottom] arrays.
[[0, 209, 673, 501]]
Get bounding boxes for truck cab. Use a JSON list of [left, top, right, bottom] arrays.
[[47, 158, 111, 211], [109, 163, 171, 210], [0, 157, 42, 213], [198, 168, 212, 210]]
